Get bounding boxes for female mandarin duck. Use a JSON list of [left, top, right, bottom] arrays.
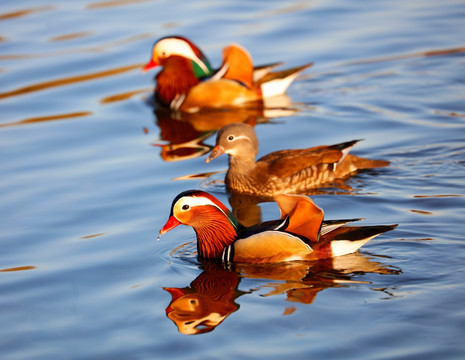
[[206, 123, 390, 197], [143, 36, 312, 112], [159, 190, 396, 264]]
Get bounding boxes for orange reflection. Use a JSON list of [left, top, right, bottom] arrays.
[[164, 263, 243, 335], [100, 88, 150, 104], [0, 64, 142, 100], [151, 96, 297, 162], [237, 253, 400, 302], [86, 0, 151, 10], [413, 194, 461, 198], [0, 6, 53, 20], [0, 111, 92, 129], [80, 232, 106, 239], [163, 254, 400, 334], [0, 266, 36, 272], [434, 110, 465, 119], [49, 32, 92, 42], [409, 209, 433, 215]]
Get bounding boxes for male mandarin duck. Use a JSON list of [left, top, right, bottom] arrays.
[[205, 122, 390, 197], [143, 35, 312, 112], [158, 190, 397, 264]]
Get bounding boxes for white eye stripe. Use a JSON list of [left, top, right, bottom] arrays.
[[227, 134, 249, 142], [174, 196, 227, 217], [156, 38, 209, 73]]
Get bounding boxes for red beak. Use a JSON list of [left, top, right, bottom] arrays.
[[163, 287, 186, 314], [142, 58, 158, 73], [205, 145, 225, 163], [158, 216, 181, 239]]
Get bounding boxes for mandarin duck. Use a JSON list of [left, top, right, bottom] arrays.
[[158, 190, 397, 264], [205, 123, 390, 197], [143, 36, 312, 113]]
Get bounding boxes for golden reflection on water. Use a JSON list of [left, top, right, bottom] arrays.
[[0, 111, 92, 129], [409, 209, 433, 215], [80, 233, 106, 239], [49, 32, 93, 42], [100, 89, 151, 104], [0, 64, 142, 100], [434, 109, 465, 119], [0, 6, 53, 20], [0, 266, 36, 272], [86, 0, 151, 10], [413, 194, 462, 198]]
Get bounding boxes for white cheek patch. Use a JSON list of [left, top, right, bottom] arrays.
[[156, 38, 209, 74], [173, 196, 226, 218]]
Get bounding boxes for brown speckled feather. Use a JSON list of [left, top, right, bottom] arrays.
[[262, 147, 343, 179]]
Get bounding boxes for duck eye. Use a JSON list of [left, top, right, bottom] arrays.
[[182, 204, 190, 210], [227, 135, 234, 141]]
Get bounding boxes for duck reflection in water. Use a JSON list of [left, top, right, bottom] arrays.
[[163, 263, 245, 335], [150, 94, 297, 162], [163, 256, 400, 335]]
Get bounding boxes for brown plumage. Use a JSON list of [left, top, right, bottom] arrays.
[[206, 123, 390, 196]]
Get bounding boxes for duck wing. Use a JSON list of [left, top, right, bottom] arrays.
[[259, 140, 360, 179], [273, 193, 324, 244]]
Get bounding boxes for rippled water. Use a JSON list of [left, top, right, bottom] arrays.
[[1, 0, 465, 359]]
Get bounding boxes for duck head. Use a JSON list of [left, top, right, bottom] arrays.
[[159, 190, 243, 259], [206, 122, 259, 163], [143, 36, 213, 78]]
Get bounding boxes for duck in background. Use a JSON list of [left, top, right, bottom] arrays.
[[158, 190, 397, 264], [143, 36, 312, 113], [206, 123, 390, 197]]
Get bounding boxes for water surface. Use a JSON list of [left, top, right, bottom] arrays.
[[1, 0, 465, 359]]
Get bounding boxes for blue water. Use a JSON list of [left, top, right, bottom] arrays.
[[1, 0, 465, 359]]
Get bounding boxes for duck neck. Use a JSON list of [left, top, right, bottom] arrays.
[[155, 56, 200, 106], [228, 153, 257, 175], [194, 209, 242, 260]]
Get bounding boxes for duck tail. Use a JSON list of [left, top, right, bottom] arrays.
[[258, 62, 313, 98]]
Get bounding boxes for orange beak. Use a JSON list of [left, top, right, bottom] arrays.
[[142, 58, 158, 73], [205, 145, 225, 163], [158, 216, 181, 239]]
